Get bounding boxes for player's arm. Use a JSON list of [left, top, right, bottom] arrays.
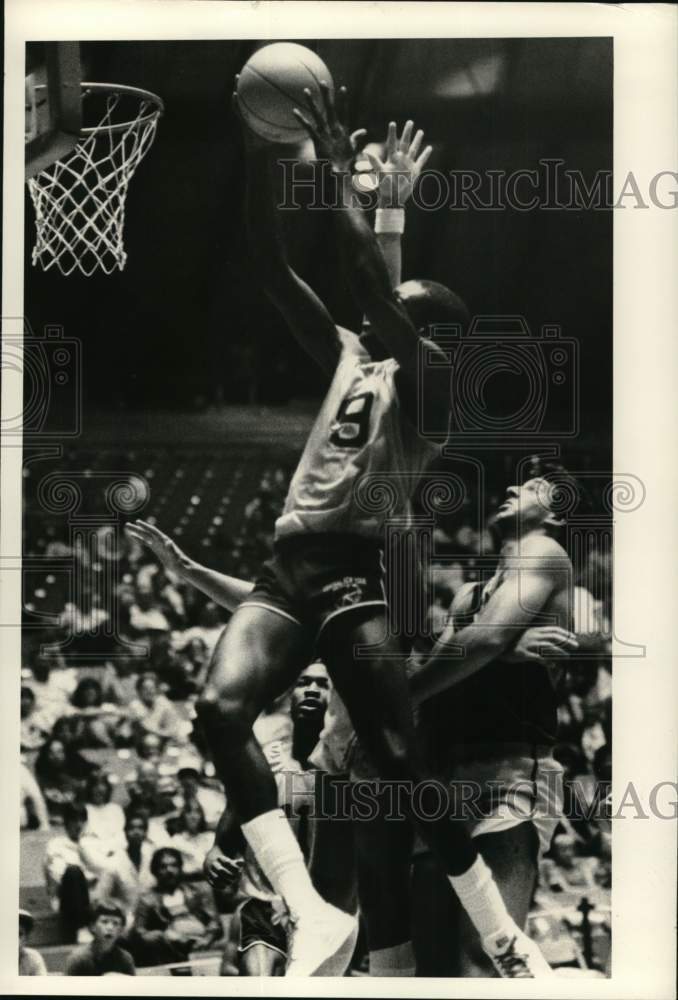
[[294, 85, 448, 422], [234, 84, 341, 374], [410, 538, 573, 706], [125, 520, 254, 612], [204, 804, 245, 890], [368, 119, 432, 288]]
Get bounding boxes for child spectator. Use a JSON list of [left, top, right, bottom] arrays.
[[64, 902, 135, 975]]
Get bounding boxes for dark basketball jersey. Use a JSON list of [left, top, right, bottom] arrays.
[[419, 577, 559, 769]]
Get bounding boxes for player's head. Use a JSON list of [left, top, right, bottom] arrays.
[[360, 280, 469, 358], [290, 660, 330, 725], [492, 456, 587, 538], [395, 280, 470, 334]]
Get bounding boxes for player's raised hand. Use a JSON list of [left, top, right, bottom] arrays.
[[125, 519, 190, 577], [363, 120, 433, 209], [293, 82, 359, 172]]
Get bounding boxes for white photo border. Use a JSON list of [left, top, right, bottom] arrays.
[[2, 2, 677, 997]]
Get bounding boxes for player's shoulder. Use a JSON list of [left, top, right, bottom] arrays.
[[518, 532, 572, 567]]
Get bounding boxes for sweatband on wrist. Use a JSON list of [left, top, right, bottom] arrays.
[[375, 208, 405, 234]]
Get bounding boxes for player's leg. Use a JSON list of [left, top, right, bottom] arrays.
[[320, 608, 476, 867], [241, 943, 286, 976], [411, 824, 539, 977], [456, 824, 539, 977], [197, 604, 358, 977], [410, 848, 461, 976], [219, 907, 241, 976], [308, 773, 358, 914], [237, 899, 288, 976], [320, 607, 553, 978], [353, 798, 416, 976], [196, 603, 309, 821]]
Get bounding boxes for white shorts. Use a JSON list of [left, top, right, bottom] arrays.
[[411, 749, 564, 857]]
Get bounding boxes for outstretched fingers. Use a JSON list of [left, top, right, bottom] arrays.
[[414, 144, 433, 173], [408, 127, 424, 160], [398, 119, 414, 151], [292, 106, 318, 139], [364, 150, 386, 173], [333, 84, 349, 126], [385, 120, 398, 159], [302, 86, 326, 128]]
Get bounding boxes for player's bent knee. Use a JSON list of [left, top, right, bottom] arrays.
[[195, 690, 253, 745]]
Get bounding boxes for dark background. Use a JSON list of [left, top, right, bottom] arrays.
[[23, 37, 612, 452]]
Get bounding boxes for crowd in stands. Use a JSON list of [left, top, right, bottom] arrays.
[[19, 461, 612, 975]]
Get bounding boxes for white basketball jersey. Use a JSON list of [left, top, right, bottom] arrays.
[[276, 328, 439, 540]]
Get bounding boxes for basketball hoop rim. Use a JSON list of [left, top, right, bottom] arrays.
[[32, 81, 164, 136]]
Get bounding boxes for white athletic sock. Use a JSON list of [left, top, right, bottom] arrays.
[[448, 855, 512, 940], [241, 808, 326, 920], [369, 940, 416, 976]]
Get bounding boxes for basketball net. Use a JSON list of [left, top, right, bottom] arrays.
[[27, 85, 163, 276]]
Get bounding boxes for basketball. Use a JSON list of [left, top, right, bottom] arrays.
[[237, 43, 334, 144]]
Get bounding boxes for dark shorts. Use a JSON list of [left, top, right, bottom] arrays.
[[238, 897, 287, 959], [239, 533, 387, 638]]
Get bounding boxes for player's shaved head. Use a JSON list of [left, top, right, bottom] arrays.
[[394, 279, 470, 333]]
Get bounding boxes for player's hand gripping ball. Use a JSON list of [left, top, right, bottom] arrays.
[[236, 42, 334, 144]]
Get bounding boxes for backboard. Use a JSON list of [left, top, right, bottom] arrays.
[[25, 42, 82, 179]]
